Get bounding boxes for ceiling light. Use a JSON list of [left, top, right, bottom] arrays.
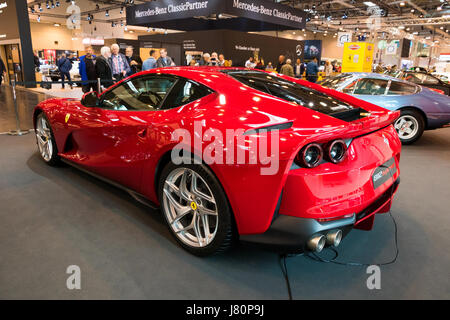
[[54, 23, 60, 27]]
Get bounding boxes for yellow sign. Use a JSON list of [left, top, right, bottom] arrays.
[[65, 113, 71, 123], [190, 202, 198, 211], [342, 42, 374, 73]]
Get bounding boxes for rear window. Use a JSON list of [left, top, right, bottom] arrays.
[[222, 70, 368, 122], [387, 81, 418, 95]]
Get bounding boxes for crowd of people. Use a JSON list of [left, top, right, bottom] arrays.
[[76, 44, 146, 92], [8, 45, 343, 92]]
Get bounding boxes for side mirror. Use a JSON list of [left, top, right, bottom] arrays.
[[81, 91, 99, 108]]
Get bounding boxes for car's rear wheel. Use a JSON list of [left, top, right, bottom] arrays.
[[394, 109, 425, 145], [158, 162, 236, 256], [35, 113, 60, 166]]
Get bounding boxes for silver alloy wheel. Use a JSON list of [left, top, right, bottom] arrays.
[[394, 115, 419, 140], [35, 115, 53, 162], [162, 168, 219, 248]]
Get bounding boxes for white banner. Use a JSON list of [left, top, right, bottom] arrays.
[[337, 32, 352, 47], [385, 41, 398, 55]]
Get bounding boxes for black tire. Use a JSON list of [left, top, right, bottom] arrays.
[[158, 162, 236, 256], [35, 113, 60, 166], [395, 109, 425, 145]]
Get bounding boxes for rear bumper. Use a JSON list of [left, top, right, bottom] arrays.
[[240, 178, 400, 253]]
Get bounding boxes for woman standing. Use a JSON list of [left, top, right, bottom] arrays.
[[325, 60, 333, 77]]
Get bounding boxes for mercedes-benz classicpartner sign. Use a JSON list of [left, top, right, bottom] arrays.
[[126, 0, 306, 30]]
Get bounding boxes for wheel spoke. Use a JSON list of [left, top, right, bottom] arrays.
[[395, 118, 405, 129], [201, 214, 211, 244], [176, 211, 197, 234], [198, 205, 217, 216], [192, 213, 204, 246], [171, 207, 192, 225], [36, 134, 45, 146], [165, 180, 180, 196], [163, 188, 190, 214], [191, 173, 214, 202], [179, 170, 192, 201]]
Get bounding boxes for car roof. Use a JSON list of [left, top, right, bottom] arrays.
[[132, 66, 270, 91], [342, 72, 403, 81]]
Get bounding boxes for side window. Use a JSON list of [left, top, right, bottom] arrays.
[[101, 76, 176, 111], [342, 80, 358, 93], [423, 75, 439, 85], [161, 79, 212, 110], [387, 81, 418, 95], [353, 78, 388, 95], [404, 73, 421, 84]]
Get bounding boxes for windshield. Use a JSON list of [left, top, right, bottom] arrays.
[[223, 70, 368, 122], [320, 74, 354, 90]]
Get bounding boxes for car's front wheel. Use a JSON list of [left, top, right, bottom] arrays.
[[35, 113, 60, 166], [158, 162, 236, 256], [394, 109, 425, 145]]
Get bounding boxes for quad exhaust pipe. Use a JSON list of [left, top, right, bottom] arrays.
[[326, 230, 343, 247], [307, 235, 326, 253], [307, 230, 343, 252]]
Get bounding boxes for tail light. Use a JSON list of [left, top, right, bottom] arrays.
[[429, 88, 445, 95], [295, 143, 323, 168], [325, 140, 347, 164], [295, 140, 348, 168]]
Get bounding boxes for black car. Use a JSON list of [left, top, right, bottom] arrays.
[[399, 71, 450, 96]]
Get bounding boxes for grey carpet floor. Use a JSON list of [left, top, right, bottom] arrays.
[[0, 128, 449, 299]]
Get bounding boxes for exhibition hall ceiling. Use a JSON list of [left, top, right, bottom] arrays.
[[24, 0, 450, 45]]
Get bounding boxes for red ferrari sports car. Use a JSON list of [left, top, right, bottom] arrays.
[[33, 67, 401, 256]]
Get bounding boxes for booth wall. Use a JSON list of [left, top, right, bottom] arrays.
[[30, 22, 84, 51], [138, 30, 305, 67]]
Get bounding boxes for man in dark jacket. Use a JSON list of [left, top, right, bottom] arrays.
[[33, 50, 40, 71], [79, 46, 97, 93], [57, 54, 73, 89], [95, 46, 113, 89], [156, 48, 175, 68], [0, 57, 6, 87], [306, 57, 319, 83], [125, 46, 142, 76], [276, 55, 286, 73]]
